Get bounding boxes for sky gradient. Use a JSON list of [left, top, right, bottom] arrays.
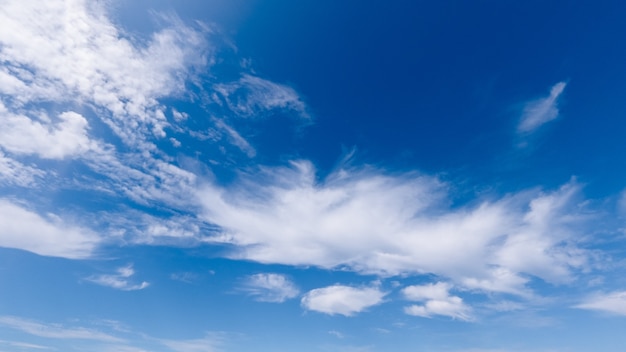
[[1, 1, 626, 351]]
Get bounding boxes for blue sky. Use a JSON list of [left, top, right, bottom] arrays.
[[1, 0, 626, 351]]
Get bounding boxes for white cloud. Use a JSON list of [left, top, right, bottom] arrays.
[[0, 151, 45, 186], [0, 0, 209, 147], [575, 291, 626, 315], [86, 264, 149, 291], [199, 161, 588, 295], [0, 104, 94, 159], [0, 316, 121, 342], [518, 82, 566, 133], [159, 333, 224, 352], [402, 282, 472, 321], [301, 284, 386, 316], [241, 273, 300, 303], [213, 118, 256, 157], [0, 199, 99, 259], [215, 74, 309, 119]]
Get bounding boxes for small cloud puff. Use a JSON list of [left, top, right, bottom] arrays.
[[86, 265, 149, 291], [301, 284, 386, 316], [241, 273, 300, 303], [575, 291, 626, 316], [517, 81, 566, 133], [402, 282, 472, 321]]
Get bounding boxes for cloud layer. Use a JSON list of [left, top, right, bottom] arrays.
[[200, 161, 589, 295]]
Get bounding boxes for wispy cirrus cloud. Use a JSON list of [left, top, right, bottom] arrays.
[[517, 81, 567, 133], [0, 151, 45, 187], [301, 284, 386, 316], [199, 161, 589, 296], [0, 339, 54, 350], [402, 282, 472, 321], [574, 291, 626, 316], [214, 74, 309, 119], [241, 273, 300, 303], [86, 265, 149, 291], [0, 316, 228, 352], [0, 316, 121, 342], [159, 333, 226, 352]]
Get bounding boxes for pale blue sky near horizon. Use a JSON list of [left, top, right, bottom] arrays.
[[1, 1, 626, 351]]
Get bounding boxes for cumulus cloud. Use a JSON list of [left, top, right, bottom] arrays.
[[301, 284, 386, 316], [199, 161, 588, 295], [575, 291, 626, 315], [518, 82, 566, 133], [0, 199, 99, 259], [402, 282, 472, 321], [86, 265, 149, 291], [0, 105, 94, 159], [241, 273, 300, 303]]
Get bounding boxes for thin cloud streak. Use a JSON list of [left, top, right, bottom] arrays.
[[86, 265, 149, 291], [575, 291, 626, 316], [0, 316, 122, 342], [518, 81, 566, 133]]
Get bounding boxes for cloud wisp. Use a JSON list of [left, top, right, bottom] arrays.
[[240, 273, 300, 303], [0, 316, 121, 342], [86, 265, 149, 291], [517, 81, 567, 133], [575, 291, 626, 316], [214, 74, 309, 119]]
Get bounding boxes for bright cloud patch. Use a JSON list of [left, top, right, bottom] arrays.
[[0, 199, 99, 259], [241, 273, 300, 303], [86, 265, 149, 291], [301, 285, 386, 316], [518, 82, 567, 133], [0, 0, 208, 147], [402, 282, 472, 321], [0, 151, 44, 186], [200, 161, 588, 295], [0, 106, 93, 159], [575, 291, 626, 316]]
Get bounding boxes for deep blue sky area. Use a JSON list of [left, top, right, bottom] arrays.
[[233, 1, 626, 196], [2, 1, 626, 351]]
